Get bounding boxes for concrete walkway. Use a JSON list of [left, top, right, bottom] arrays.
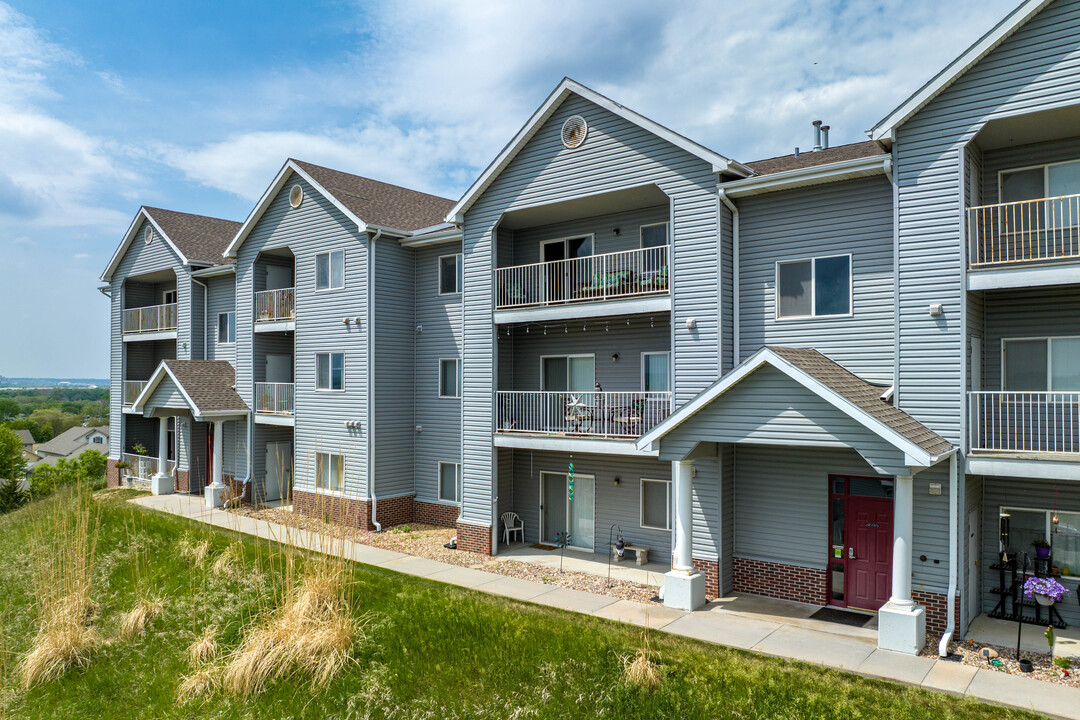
[[133, 494, 1079, 719]]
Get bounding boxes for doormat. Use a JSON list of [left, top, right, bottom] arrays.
[[809, 607, 874, 627], [530, 544, 557, 551]]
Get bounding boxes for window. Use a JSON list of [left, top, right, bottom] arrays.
[[776, 254, 851, 319], [640, 222, 669, 248], [217, 312, 236, 344], [316, 452, 344, 493], [642, 352, 670, 393], [315, 250, 344, 291], [1000, 160, 1080, 203], [1001, 506, 1080, 579], [438, 462, 461, 502], [163, 289, 177, 305], [92, 436, 103, 444], [316, 352, 344, 391], [439, 358, 461, 398], [640, 478, 671, 530], [439, 254, 462, 295], [1003, 337, 1080, 391]]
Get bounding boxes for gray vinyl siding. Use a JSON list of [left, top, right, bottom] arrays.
[[372, 237, 416, 500], [738, 176, 894, 384], [190, 279, 205, 362], [124, 340, 175, 381], [235, 173, 368, 497], [501, 205, 668, 265], [895, 0, 1080, 445], [980, 286, 1080, 390], [146, 378, 189, 410], [253, 333, 294, 382], [205, 274, 236, 363], [721, 445, 735, 593], [690, 452, 720, 564], [187, 420, 207, 494], [981, 136, 1080, 204], [414, 243, 464, 506], [463, 92, 721, 526], [508, 448, 673, 557], [981, 475, 1080, 628], [720, 203, 734, 375]]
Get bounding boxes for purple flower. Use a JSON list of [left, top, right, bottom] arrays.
[[1023, 576, 1071, 603]]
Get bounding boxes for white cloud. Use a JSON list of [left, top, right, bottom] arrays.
[[73, 252, 89, 260]]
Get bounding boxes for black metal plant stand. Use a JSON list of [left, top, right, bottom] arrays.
[[988, 550, 1066, 630]]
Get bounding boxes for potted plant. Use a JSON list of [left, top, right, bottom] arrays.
[[1023, 575, 1071, 606], [1033, 538, 1052, 558]]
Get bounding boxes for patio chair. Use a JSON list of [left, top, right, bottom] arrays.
[[501, 512, 524, 544], [613, 399, 644, 435]]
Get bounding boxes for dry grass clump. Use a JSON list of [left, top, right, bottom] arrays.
[[20, 590, 101, 689], [177, 667, 219, 704], [188, 626, 218, 665], [118, 599, 163, 641], [177, 536, 211, 566], [221, 561, 363, 696], [212, 541, 243, 576], [622, 631, 661, 691]]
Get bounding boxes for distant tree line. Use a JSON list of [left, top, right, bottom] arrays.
[[0, 388, 109, 442]]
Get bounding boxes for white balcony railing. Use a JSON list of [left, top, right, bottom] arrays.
[[255, 287, 295, 323], [123, 380, 147, 406], [496, 391, 671, 439], [255, 382, 294, 416], [969, 391, 1080, 454], [969, 194, 1080, 267], [121, 453, 175, 481], [122, 302, 178, 334], [495, 246, 669, 310]]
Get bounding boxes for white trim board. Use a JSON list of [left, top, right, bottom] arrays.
[[131, 360, 250, 422], [493, 433, 659, 457]]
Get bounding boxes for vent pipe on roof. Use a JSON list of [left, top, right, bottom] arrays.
[[793, 147, 800, 158], [812, 120, 823, 152], [821, 125, 830, 149]]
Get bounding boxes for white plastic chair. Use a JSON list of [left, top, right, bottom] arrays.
[[501, 511, 524, 544]]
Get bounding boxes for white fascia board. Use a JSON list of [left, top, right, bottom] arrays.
[[722, 156, 889, 198], [399, 229, 463, 248], [190, 264, 235, 278], [445, 78, 750, 222], [100, 208, 189, 282], [868, 0, 1051, 141]]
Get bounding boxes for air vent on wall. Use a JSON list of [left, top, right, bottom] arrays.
[[561, 114, 588, 149], [144, 227, 153, 244], [289, 184, 304, 208]]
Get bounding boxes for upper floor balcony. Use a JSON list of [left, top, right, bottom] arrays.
[[254, 382, 294, 426], [969, 391, 1079, 456], [122, 302, 178, 338], [254, 287, 295, 331], [123, 380, 147, 408]]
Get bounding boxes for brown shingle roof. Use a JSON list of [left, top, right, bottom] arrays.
[[162, 360, 248, 414], [292, 159, 455, 232], [766, 346, 953, 457], [744, 141, 886, 177], [144, 207, 241, 266]]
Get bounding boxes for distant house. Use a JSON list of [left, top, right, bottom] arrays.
[[34, 426, 110, 465], [14, 429, 34, 453]]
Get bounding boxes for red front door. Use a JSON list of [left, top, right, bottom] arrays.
[[845, 497, 893, 611]]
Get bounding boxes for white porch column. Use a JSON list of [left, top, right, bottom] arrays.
[[204, 419, 227, 508], [664, 460, 705, 611], [878, 473, 926, 654], [150, 416, 174, 496]]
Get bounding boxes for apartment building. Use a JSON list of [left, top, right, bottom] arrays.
[[102, 0, 1080, 656]]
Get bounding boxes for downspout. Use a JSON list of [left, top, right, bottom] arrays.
[[718, 189, 740, 360], [191, 277, 208, 360], [939, 452, 959, 656], [368, 229, 383, 532]]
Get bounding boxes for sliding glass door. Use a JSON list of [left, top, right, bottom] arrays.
[[539, 471, 595, 550]]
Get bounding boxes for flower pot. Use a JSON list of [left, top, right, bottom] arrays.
[[1036, 593, 1055, 607], [1036, 546, 1051, 558], [1019, 659, 1034, 673]]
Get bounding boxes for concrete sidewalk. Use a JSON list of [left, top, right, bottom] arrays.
[[133, 494, 1079, 719]]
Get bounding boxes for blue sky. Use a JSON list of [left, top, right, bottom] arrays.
[[0, 0, 1017, 378]]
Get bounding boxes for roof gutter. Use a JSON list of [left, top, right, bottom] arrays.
[[722, 155, 890, 198]]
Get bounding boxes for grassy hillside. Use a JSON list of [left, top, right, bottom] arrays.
[[0, 490, 1039, 719]]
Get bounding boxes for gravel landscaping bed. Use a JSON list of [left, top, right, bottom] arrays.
[[227, 505, 664, 605], [924, 637, 1079, 687]]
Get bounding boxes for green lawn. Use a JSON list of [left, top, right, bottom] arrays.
[[0, 490, 1041, 720]]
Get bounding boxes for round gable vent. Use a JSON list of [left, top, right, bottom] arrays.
[[144, 227, 153, 244], [289, 184, 304, 208], [561, 114, 588, 149]]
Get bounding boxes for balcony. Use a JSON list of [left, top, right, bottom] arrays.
[[968, 195, 1080, 289], [496, 391, 671, 442], [121, 453, 175, 482], [494, 246, 670, 321], [255, 288, 295, 330], [122, 302, 177, 338], [969, 391, 1080, 455], [123, 380, 147, 408], [255, 382, 294, 425]]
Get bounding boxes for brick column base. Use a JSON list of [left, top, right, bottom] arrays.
[[455, 522, 492, 555], [107, 459, 123, 489], [692, 558, 720, 599], [733, 556, 827, 606], [414, 500, 460, 528], [174, 470, 190, 494], [912, 589, 959, 637]]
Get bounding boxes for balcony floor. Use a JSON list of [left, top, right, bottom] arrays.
[[965, 452, 1080, 482], [494, 295, 670, 325], [123, 329, 177, 343], [254, 320, 296, 333], [968, 257, 1080, 291], [493, 432, 657, 457]]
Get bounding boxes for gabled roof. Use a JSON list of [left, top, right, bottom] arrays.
[[444, 78, 753, 223], [224, 159, 454, 257], [131, 360, 249, 420], [100, 206, 240, 282], [869, 0, 1051, 141], [34, 425, 108, 458], [637, 346, 955, 467], [14, 429, 34, 446]]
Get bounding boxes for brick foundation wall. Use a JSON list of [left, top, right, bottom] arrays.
[[456, 522, 492, 555], [294, 490, 372, 529], [414, 500, 460, 528], [693, 558, 720, 600], [913, 589, 958, 637], [733, 556, 828, 606], [373, 494, 415, 527]]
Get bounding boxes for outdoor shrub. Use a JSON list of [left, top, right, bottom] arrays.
[[0, 477, 29, 514]]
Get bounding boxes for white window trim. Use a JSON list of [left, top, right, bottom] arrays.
[[437, 461, 462, 504], [640, 351, 671, 393], [999, 505, 1080, 580], [162, 289, 178, 305], [774, 253, 853, 321], [217, 312, 236, 345], [438, 253, 463, 296], [539, 234, 595, 260], [639, 221, 670, 247], [314, 249, 346, 292], [315, 352, 346, 392], [314, 451, 346, 496], [539, 354, 596, 391], [1001, 335, 1080, 391], [639, 477, 672, 531], [998, 158, 1080, 203], [438, 358, 461, 399]]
